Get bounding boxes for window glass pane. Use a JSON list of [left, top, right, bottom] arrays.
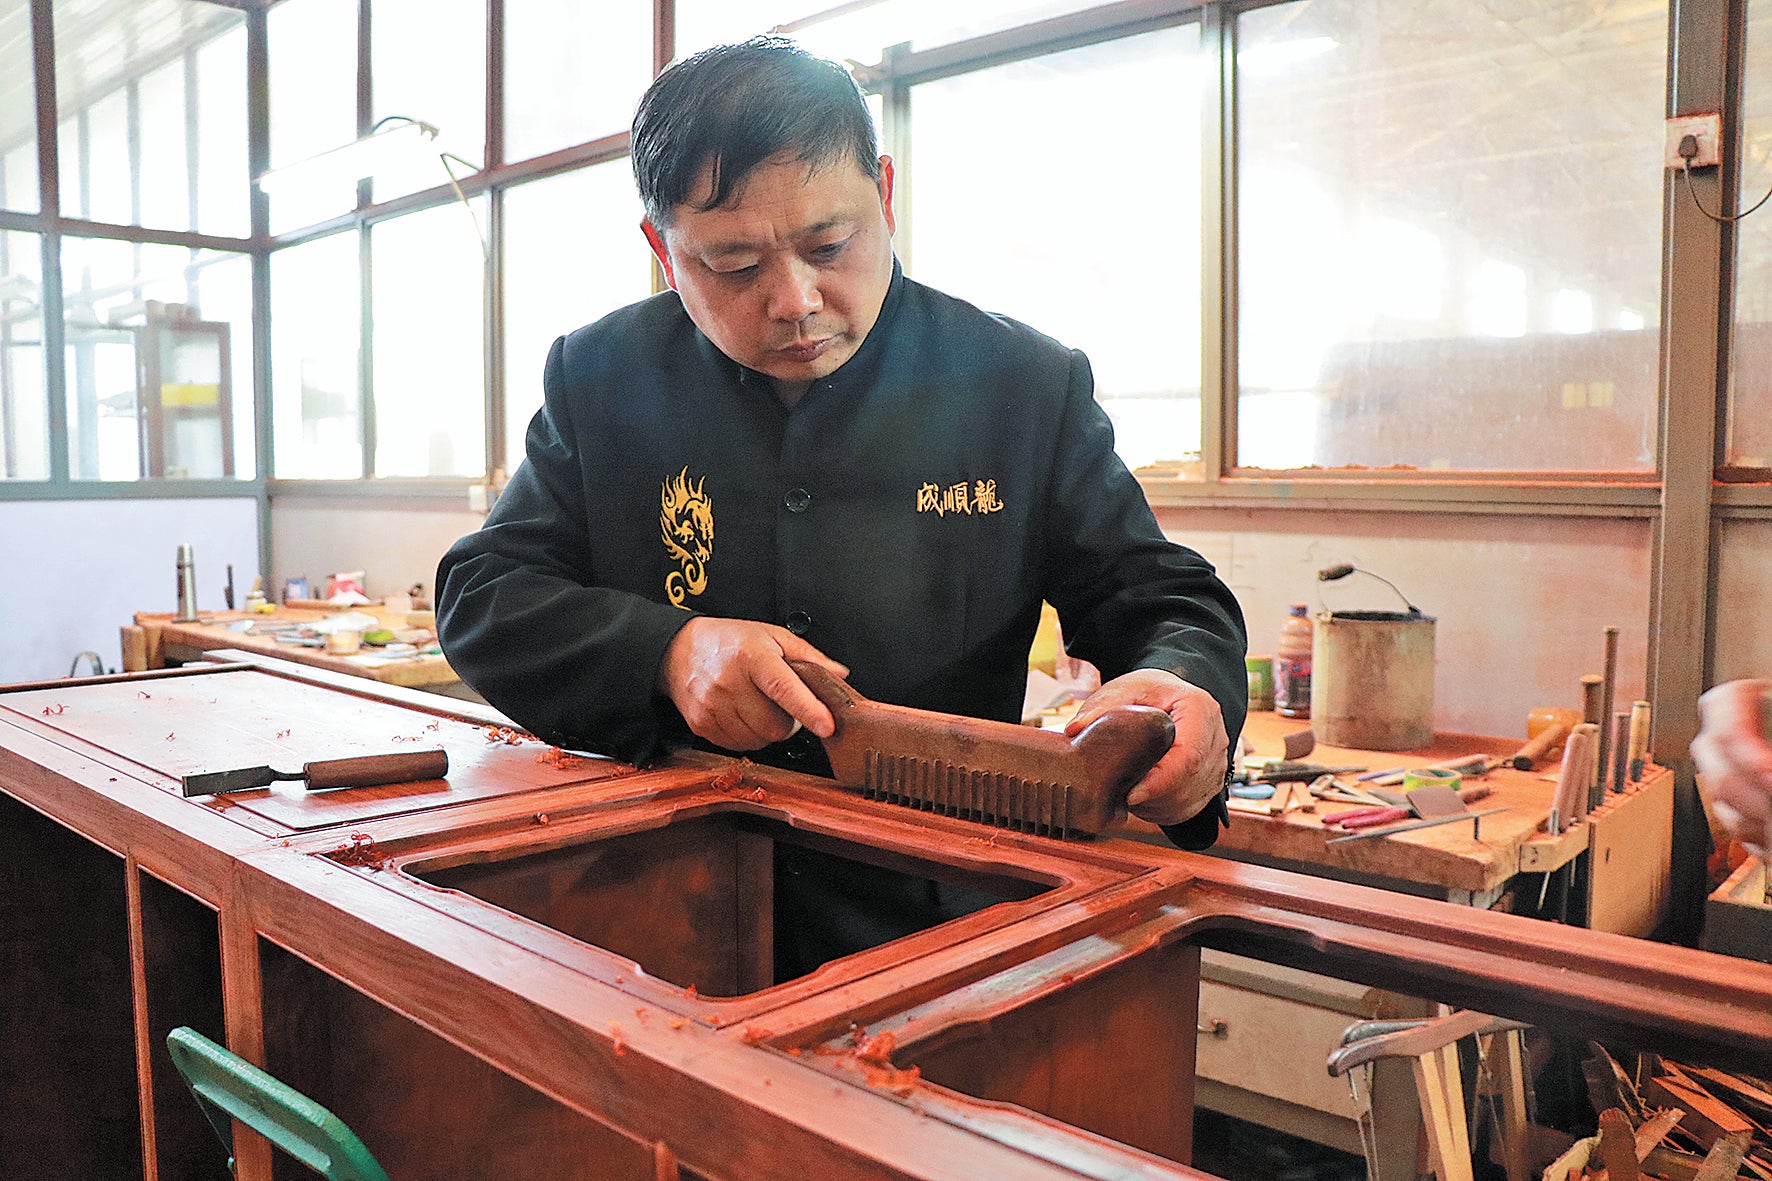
[[51, 0, 245, 230], [267, 0, 358, 234], [1237, 0, 1666, 473], [0, 0, 37, 214], [371, 200, 486, 477], [194, 27, 249, 237], [505, 0, 652, 163], [675, 0, 1111, 65], [909, 25, 1202, 474], [0, 230, 47, 479], [370, 0, 485, 203], [272, 231, 362, 478], [502, 163, 651, 474], [62, 237, 250, 481], [1731, 1, 1772, 468]]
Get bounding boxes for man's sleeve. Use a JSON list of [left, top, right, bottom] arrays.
[[436, 336, 692, 763], [1040, 349, 1248, 850]]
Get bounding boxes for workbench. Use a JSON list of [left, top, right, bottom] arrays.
[[1142, 710, 1671, 929], [123, 603, 461, 692], [1123, 710, 1674, 1167], [1, 657, 1759, 1181]]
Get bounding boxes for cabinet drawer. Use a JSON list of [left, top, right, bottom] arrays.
[[1195, 978, 1368, 1120]]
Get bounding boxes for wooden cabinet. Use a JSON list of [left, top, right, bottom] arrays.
[[1, 659, 1767, 1181]]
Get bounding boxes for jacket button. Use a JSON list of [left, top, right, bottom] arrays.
[[785, 610, 812, 635], [783, 487, 811, 513]]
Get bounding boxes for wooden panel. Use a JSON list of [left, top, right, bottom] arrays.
[[259, 941, 658, 1181], [135, 606, 458, 690], [1586, 768, 1674, 937], [0, 667, 635, 831], [0, 792, 144, 1180], [136, 871, 230, 1181], [1195, 978, 1370, 1121]]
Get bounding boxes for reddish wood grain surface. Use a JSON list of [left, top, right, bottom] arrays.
[[5, 666, 1772, 1180]]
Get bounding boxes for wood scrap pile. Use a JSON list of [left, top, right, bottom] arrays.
[[1543, 1043, 1772, 1179]]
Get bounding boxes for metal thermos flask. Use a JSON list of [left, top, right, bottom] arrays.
[[175, 544, 198, 621]]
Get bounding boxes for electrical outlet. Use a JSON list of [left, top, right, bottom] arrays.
[[1665, 113, 1722, 169]]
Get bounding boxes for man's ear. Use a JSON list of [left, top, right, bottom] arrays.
[[641, 219, 677, 290], [878, 155, 897, 235]]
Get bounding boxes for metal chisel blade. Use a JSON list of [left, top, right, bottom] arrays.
[[180, 764, 287, 797]]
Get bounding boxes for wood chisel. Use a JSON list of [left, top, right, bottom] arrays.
[[789, 660, 1174, 838], [180, 748, 449, 798]]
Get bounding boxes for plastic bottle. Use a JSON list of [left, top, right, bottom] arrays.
[[1274, 603, 1313, 718]]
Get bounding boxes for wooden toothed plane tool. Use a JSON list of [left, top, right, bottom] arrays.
[[788, 660, 1174, 838]]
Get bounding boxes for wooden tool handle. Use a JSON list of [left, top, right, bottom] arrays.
[[302, 748, 449, 791], [1072, 705, 1176, 798], [1510, 722, 1569, 771]]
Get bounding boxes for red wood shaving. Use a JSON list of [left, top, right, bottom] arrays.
[[137, 691, 151, 699], [740, 1026, 773, 1045], [535, 747, 593, 770], [425, 722, 440, 731], [850, 1029, 921, 1095], [668, 1018, 686, 1031], [330, 831, 387, 869], [275, 729, 291, 739], [709, 761, 751, 791], [41, 704, 66, 715], [609, 1023, 627, 1057], [682, 983, 698, 999], [534, 812, 551, 825], [484, 725, 529, 745], [166, 732, 176, 740]]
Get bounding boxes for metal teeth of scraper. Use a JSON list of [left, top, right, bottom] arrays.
[[862, 749, 1073, 839]]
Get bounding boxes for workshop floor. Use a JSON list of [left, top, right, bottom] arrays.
[[1190, 1110, 1366, 1181]]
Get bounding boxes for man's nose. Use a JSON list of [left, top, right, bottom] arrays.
[[764, 259, 822, 323]]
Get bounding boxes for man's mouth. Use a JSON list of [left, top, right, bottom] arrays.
[[775, 337, 833, 364]]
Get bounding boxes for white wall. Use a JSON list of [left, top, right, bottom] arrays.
[[0, 498, 261, 683], [269, 500, 485, 607], [1160, 506, 1655, 740]]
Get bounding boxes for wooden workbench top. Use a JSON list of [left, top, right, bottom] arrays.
[[130, 605, 458, 690], [1196, 712, 1668, 899]]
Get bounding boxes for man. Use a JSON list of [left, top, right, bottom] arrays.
[[437, 37, 1246, 969], [1693, 679, 1772, 860]]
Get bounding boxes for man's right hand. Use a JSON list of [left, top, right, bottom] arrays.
[[1694, 678, 1772, 861], [657, 617, 849, 751]]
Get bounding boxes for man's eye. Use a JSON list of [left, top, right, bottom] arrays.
[[714, 264, 758, 278], [810, 240, 847, 261]]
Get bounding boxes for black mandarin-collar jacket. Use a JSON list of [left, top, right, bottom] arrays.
[[437, 262, 1246, 848]]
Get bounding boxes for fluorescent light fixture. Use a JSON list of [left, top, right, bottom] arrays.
[[255, 116, 444, 195]]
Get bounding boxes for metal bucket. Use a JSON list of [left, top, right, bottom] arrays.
[[1310, 610, 1436, 751]]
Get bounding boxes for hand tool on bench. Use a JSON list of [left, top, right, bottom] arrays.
[[789, 660, 1173, 838], [180, 748, 449, 798], [1325, 807, 1509, 844]]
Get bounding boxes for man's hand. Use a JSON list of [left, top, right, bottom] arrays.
[[658, 617, 850, 752], [1693, 678, 1772, 860], [1066, 668, 1228, 826]]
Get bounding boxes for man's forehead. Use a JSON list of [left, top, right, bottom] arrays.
[[668, 156, 874, 249]]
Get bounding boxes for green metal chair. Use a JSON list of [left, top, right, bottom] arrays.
[[165, 1026, 389, 1181]]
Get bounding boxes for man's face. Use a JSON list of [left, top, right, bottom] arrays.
[[643, 153, 896, 387]]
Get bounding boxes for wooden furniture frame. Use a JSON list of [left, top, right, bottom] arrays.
[[4, 658, 1770, 1180]]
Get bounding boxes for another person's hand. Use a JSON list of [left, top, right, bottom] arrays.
[[1693, 678, 1772, 860], [658, 617, 849, 752], [1066, 668, 1228, 827]]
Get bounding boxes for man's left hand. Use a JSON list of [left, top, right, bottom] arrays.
[[1065, 669, 1228, 826]]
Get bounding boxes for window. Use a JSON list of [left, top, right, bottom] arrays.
[[0, 0, 37, 214], [370, 199, 487, 478], [272, 231, 362, 479], [907, 25, 1203, 474], [267, 0, 359, 234], [1730, 0, 1772, 469], [504, 0, 652, 163], [62, 237, 251, 481], [370, 0, 486, 203], [0, 230, 47, 480], [51, 0, 246, 234], [501, 161, 652, 474], [1235, 0, 1668, 474]]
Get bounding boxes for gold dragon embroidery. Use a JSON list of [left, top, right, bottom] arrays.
[[661, 467, 714, 608]]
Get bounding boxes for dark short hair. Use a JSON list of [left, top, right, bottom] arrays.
[[631, 36, 881, 227]]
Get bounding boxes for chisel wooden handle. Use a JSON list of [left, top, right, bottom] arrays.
[[1511, 722, 1569, 771], [302, 748, 449, 791]]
